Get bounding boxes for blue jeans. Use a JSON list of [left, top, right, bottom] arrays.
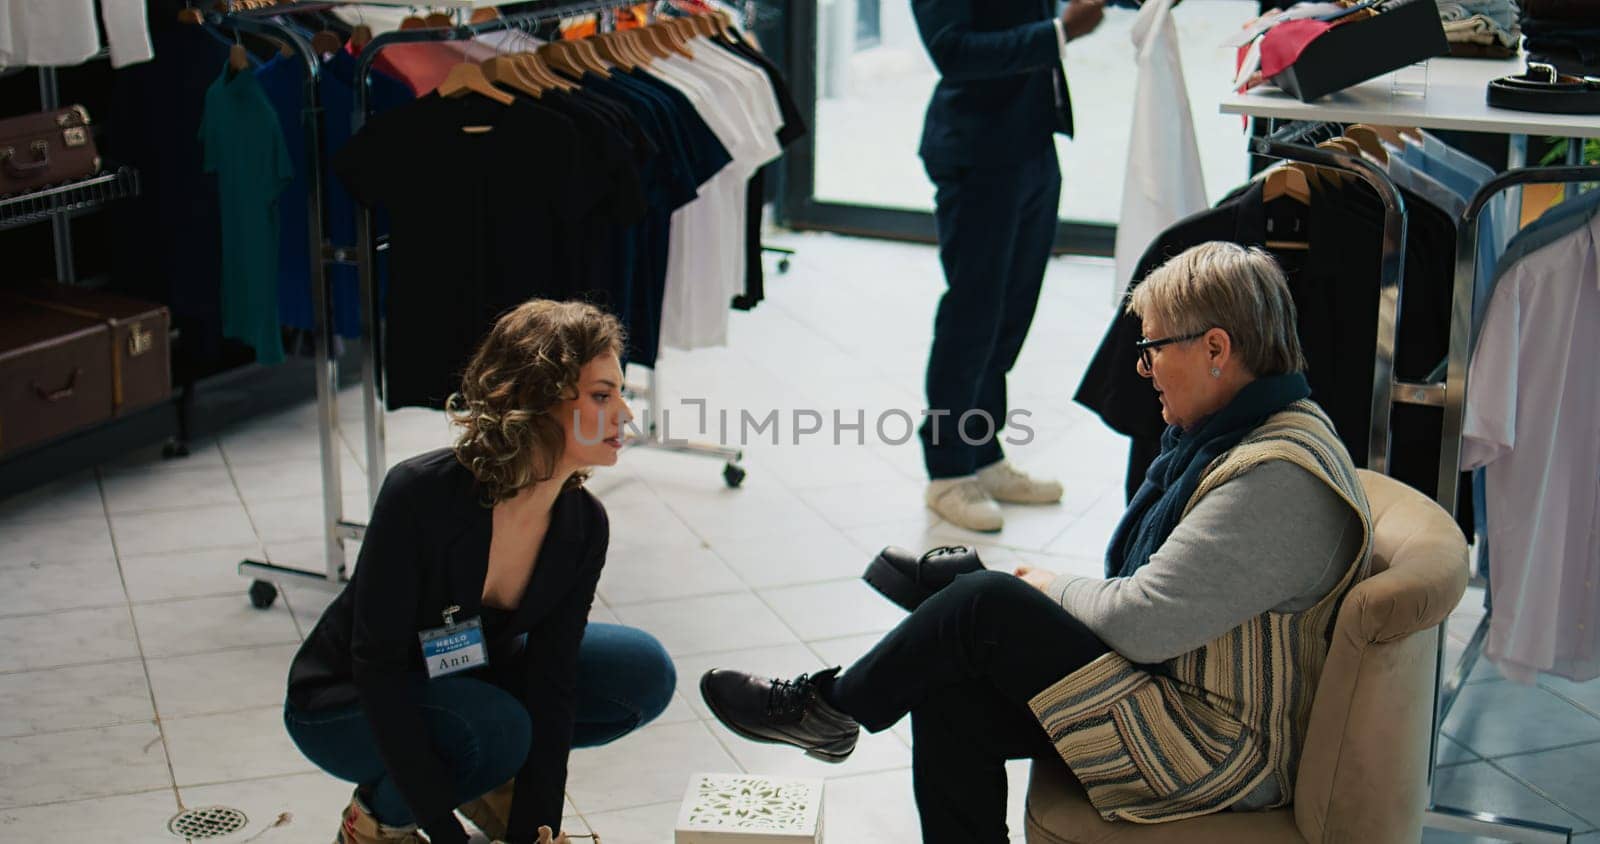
[[283, 623, 675, 826]]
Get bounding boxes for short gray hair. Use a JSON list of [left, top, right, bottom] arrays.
[[1126, 242, 1307, 377]]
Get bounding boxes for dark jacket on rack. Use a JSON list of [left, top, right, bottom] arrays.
[[287, 448, 607, 842], [913, 0, 1073, 165], [1073, 178, 1471, 534]]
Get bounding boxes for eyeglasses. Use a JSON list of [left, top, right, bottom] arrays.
[[1135, 330, 1209, 372]]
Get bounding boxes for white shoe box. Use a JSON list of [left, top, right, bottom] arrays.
[[674, 773, 824, 843]]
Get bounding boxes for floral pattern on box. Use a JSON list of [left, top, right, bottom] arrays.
[[681, 774, 822, 834]]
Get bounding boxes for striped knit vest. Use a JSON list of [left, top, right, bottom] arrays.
[[1029, 399, 1372, 824]]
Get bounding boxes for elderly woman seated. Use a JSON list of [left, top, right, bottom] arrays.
[[699, 241, 1373, 843]]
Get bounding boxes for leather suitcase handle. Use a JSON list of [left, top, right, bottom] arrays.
[[2, 141, 50, 176], [32, 368, 81, 402]]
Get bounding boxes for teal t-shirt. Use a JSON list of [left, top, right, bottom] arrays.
[[199, 63, 292, 366]]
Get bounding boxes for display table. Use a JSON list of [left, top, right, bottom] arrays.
[[1220, 57, 1600, 140]]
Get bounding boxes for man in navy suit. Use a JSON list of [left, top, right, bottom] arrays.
[[914, 0, 1106, 531]]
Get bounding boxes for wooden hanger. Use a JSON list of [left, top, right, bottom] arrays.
[[177, 5, 204, 24], [311, 29, 344, 56], [592, 32, 639, 71], [1262, 164, 1312, 251], [659, 19, 696, 58], [644, 23, 688, 59], [1344, 125, 1388, 165], [1361, 124, 1405, 147], [350, 23, 373, 51], [573, 36, 615, 76], [626, 27, 666, 61], [1263, 164, 1311, 206], [538, 41, 586, 78], [399, 7, 428, 29], [425, 11, 454, 28], [228, 41, 251, 71], [509, 52, 561, 92], [470, 7, 501, 24], [1314, 139, 1355, 187], [437, 62, 515, 105], [622, 29, 657, 65], [482, 55, 545, 97]]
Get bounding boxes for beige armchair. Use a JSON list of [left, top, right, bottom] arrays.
[[1025, 470, 1469, 844]]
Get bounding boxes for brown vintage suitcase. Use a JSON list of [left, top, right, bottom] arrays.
[[6, 283, 172, 414], [0, 303, 113, 457], [0, 105, 101, 197]]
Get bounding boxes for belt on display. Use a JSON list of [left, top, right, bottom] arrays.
[[1487, 61, 1600, 114]]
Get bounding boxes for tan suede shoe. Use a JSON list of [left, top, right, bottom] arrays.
[[335, 791, 422, 844], [459, 779, 515, 841]]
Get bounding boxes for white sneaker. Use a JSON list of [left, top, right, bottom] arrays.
[[926, 477, 1004, 532], [976, 460, 1063, 504]]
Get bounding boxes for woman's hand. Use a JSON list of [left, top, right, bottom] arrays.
[[1014, 565, 1058, 593]]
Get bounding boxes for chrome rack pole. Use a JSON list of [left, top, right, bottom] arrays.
[[36, 67, 77, 284], [1424, 163, 1599, 844], [212, 11, 356, 601]]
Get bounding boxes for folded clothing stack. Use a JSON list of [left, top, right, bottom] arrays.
[[1522, 0, 1600, 75], [1440, 0, 1522, 58]]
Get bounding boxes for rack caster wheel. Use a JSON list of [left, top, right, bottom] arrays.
[[162, 439, 190, 459], [777, 258, 791, 274], [248, 580, 279, 609], [723, 463, 746, 488]]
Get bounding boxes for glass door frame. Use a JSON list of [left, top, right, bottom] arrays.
[[773, 1, 1116, 256]]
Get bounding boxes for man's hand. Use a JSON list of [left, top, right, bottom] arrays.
[[1014, 564, 1058, 594], [1061, 0, 1106, 42]]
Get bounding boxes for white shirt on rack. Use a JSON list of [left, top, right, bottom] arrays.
[[1462, 210, 1600, 684], [1112, 0, 1206, 305], [676, 43, 783, 307], [0, 0, 151, 69], [654, 50, 767, 350]]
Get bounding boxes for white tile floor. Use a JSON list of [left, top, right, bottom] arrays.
[[2, 232, 1598, 843]]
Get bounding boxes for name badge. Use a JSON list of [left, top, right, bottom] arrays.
[[419, 608, 487, 679]]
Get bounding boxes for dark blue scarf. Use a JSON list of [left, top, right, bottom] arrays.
[[1105, 372, 1312, 579]]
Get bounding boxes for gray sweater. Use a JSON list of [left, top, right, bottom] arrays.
[[1045, 460, 1363, 810]]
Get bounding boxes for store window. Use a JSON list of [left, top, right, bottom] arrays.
[[797, 0, 1259, 244], [857, 0, 882, 49]]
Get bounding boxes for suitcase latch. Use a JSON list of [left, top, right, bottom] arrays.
[[62, 127, 87, 148], [128, 323, 154, 357]]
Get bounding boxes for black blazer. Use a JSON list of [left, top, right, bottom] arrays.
[[287, 448, 607, 841], [913, 0, 1073, 166]]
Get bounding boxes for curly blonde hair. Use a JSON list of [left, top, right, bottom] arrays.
[[447, 299, 626, 504]]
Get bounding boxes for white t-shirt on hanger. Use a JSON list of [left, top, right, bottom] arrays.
[[652, 54, 753, 350], [657, 46, 785, 349], [0, 0, 152, 69]]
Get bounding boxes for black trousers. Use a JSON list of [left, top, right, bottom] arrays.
[[830, 571, 1110, 843], [918, 150, 1062, 479]]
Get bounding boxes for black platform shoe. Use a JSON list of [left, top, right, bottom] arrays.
[[863, 545, 985, 612]]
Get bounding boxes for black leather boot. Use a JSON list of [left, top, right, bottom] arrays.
[[863, 545, 985, 612], [699, 667, 859, 762]]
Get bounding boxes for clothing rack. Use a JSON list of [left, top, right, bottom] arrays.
[[1433, 164, 1600, 722], [1254, 121, 1600, 844], [204, 0, 753, 611], [346, 0, 749, 498]]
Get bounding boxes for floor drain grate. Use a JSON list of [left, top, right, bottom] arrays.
[[169, 806, 249, 839]]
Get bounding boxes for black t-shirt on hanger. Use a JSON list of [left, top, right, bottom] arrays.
[[335, 92, 602, 410]]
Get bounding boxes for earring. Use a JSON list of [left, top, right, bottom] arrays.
[[1210, 367, 1221, 378]]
